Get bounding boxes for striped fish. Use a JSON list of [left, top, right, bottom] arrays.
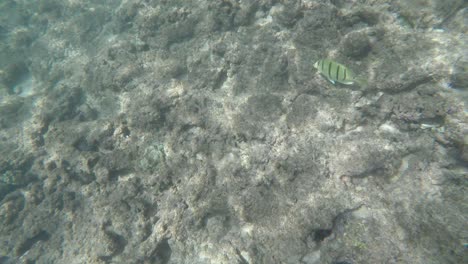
[[314, 59, 366, 87]]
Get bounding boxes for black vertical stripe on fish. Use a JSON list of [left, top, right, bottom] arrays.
[[336, 65, 340, 80], [314, 59, 362, 85]]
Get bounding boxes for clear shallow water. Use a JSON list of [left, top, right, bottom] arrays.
[[0, 1, 467, 263]]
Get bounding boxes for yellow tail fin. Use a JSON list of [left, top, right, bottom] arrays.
[[355, 77, 368, 89]]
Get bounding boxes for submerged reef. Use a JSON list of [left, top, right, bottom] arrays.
[[0, 0, 466, 263]]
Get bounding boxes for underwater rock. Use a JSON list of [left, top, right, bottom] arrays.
[[451, 58, 468, 89], [341, 31, 372, 58]]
